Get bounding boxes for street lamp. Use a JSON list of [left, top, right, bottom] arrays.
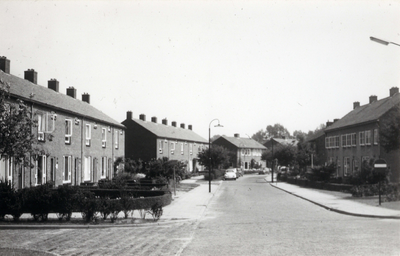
[[209, 119, 223, 193], [370, 36, 400, 47]]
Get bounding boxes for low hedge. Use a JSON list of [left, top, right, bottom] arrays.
[[0, 182, 172, 222]]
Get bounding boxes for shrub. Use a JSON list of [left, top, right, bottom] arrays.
[[307, 163, 336, 182], [0, 182, 14, 220], [53, 185, 77, 221], [74, 190, 99, 222], [108, 199, 122, 223], [23, 184, 53, 221]]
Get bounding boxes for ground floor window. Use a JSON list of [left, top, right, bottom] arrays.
[[344, 157, 351, 176], [84, 156, 91, 182], [101, 157, 107, 179], [36, 155, 47, 186], [63, 156, 71, 183]]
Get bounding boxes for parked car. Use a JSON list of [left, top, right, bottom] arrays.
[[224, 168, 237, 180]]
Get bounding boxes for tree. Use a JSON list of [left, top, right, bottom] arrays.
[[251, 129, 266, 144], [266, 123, 291, 139], [0, 85, 39, 165], [293, 130, 307, 142], [273, 145, 297, 167], [296, 140, 314, 172], [380, 105, 400, 153], [197, 145, 230, 170]]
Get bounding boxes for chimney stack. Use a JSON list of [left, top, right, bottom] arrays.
[[162, 118, 168, 125], [24, 69, 37, 84], [180, 123, 185, 129], [139, 114, 146, 121], [48, 79, 59, 92], [66, 87, 77, 98], [0, 56, 10, 74], [326, 121, 333, 127], [172, 121, 177, 127], [127, 111, 132, 120], [82, 93, 90, 104], [151, 117, 157, 123], [390, 87, 399, 97], [234, 133, 240, 138], [369, 95, 377, 104], [353, 101, 360, 109], [188, 125, 193, 130]]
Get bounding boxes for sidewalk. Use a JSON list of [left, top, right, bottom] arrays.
[[162, 176, 222, 221], [270, 180, 400, 219]]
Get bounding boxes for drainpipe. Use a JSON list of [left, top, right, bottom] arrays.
[[80, 116, 84, 186]]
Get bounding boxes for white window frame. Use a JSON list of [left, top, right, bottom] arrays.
[[63, 155, 71, 183], [114, 130, 119, 149], [189, 143, 193, 155], [65, 119, 72, 144], [365, 130, 371, 145], [85, 124, 91, 146], [359, 131, 365, 146], [159, 140, 163, 154], [37, 114, 45, 141], [344, 157, 350, 176], [101, 156, 107, 179], [341, 135, 346, 148], [84, 156, 92, 182], [373, 129, 378, 145], [171, 142, 176, 154], [181, 142, 184, 155], [102, 128, 107, 148], [346, 134, 351, 147], [351, 133, 356, 146]]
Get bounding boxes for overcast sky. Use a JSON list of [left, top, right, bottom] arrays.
[[1, 0, 399, 139]]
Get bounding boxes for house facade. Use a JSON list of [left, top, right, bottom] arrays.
[[0, 56, 125, 188], [213, 134, 267, 170], [323, 87, 399, 182], [122, 112, 208, 172]]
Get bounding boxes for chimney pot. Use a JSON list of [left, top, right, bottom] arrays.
[[390, 87, 399, 97], [353, 101, 360, 109], [172, 121, 177, 127], [82, 93, 90, 104], [0, 56, 10, 74], [66, 87, 77, 98], [151, 117, 157, 123], [127, 111, 132, 120], [48, 79, 59, 92], [234, 133, 240, 138], [180, 123, 185, 129], [334, 119, 339, 122], [369, 95, 378, 104], [24, 69, 37, 84], [162, 118, 168, 125], [188, 125, 193, 130], [139, 114, 146, 121]]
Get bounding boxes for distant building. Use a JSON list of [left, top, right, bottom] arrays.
[[122, 112, 208, 172], [324, 87, 399, 182], [213, 134, 267, 169], [0, 56, 125, 188], [306, 128, 327, 167], [264, 137, 299, 151]]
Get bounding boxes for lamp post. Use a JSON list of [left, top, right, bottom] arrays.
[[209, 119, 223, 193], [271, 137, 274, 183], [370, 36, 400, 47]]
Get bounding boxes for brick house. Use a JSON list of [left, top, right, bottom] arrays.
[[122, 112, 208, 172], [0, 56, 125, 188], [306, 128, 328, 167], [212, 134, 267, 170], [323, 87, 400, 182]]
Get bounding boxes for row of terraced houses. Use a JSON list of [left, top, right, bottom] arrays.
[[0, 56, 268, 189]]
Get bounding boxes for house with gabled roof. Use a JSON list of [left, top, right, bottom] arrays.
[[324, 87, 399, 182], [213, 134, 267, 170], [0, 56, 125, 188], [122, 112, 208, 172]]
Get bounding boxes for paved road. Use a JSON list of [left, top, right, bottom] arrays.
[[0, 175, 399, 256], [180, 175, 400, 256]]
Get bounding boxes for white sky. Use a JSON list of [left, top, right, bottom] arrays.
[[1, 0, 399, 139]]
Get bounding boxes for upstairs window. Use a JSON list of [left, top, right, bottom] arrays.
[[181, 143, 184, 155], [171, 142, 176, 154], [65, 119, 72, 144], [159, 140, 163, 154], [101, 157, 107, 179], [351, 133, 356, 146], [365, 130, 371, 145], [85, 124, 91, 146], [359, 131, 365, 146], [346, 134, 351, 147], [102, 128, 107, 148], [114, 130, 119, 149], [373, 129, 378, 145], [63, 156, 71, 183], [189, 143, 193, 155], [341, 135, 346, 147]]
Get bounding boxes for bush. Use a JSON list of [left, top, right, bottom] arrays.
[[53, 185, 77, 221], [307, 163, 336, 182], [74, 190, 99, 222], [23, 184, 53, 221], [0, 182, 14, 220], [204, 169, 224, 181]]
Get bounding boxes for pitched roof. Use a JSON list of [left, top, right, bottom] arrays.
[[324, 93, 400, 132], [126, 118, 208, 143], [216, 136, 267, 149], [0, 70, 124, 128], [305, 129, 325, 142], [273, 138, 299, 147]]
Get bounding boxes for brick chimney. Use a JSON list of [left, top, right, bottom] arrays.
[[0, 56, 10, 74], [353, 101, 360, 109], [390, 87, 399, 97], [188, 125, 193, 130], [151, 117, 157, 123], [234, 133, 240, 138], [48, 79, 59, 92], [24, 69, 37, 84], [139, 114, 146, 121], [82, 93, 90, 104], [180, 123, 185, 129], [326, 121, 333, 127], [66, 87, 77, 98], [127, 111, 132, 120], [172, 121, 177, 127], [162, 118, 168, 125], [369, 95, 377, 103]]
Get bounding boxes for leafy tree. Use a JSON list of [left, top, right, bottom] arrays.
[[296, 140, 314, 172], [274, 145, 297, 167], [197, 145, 230, 170], [266, 123, 291, 139], [0, 84, 40, 166], [143, 157, 186, 182], [251, 129, 266, 144], [380, 105, 400, 153]]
